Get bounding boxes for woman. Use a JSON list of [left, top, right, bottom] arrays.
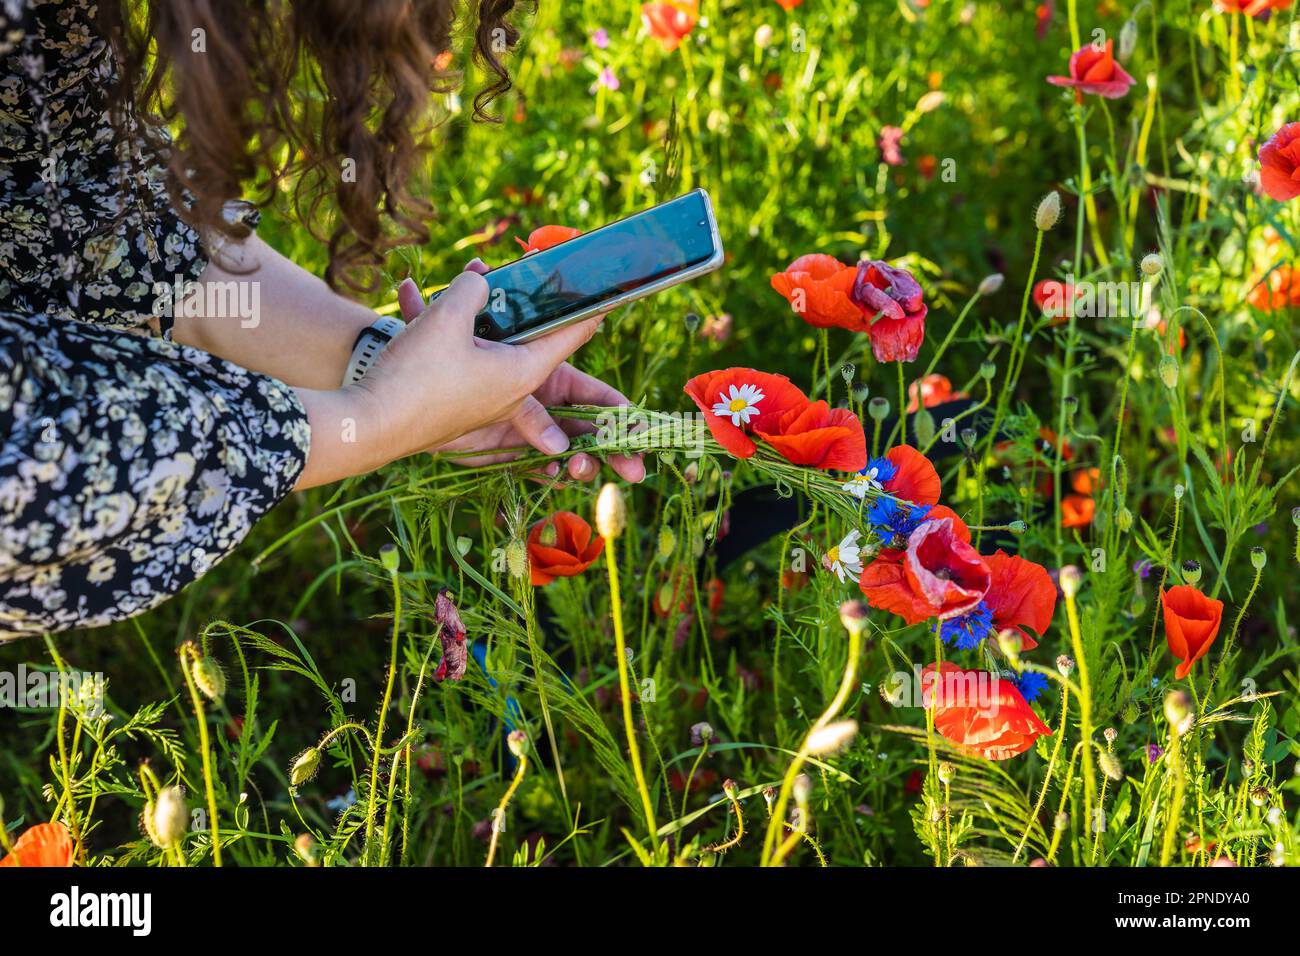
[[0, 0, 642, 637]]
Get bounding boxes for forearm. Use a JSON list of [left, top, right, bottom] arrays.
[[173, 234, 382, 389]]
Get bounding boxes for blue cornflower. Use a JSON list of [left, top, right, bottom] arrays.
[[1009, 670, 1049, 703], [940, 602, 994, 650], [866, 496, 930, 542]]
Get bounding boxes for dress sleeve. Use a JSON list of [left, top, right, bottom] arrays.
[[0, 309, 311, 637]]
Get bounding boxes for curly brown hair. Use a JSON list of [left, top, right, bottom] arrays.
[[98, 0, 529, 294]]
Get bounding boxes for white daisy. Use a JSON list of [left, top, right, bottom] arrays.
[[841, 463, 888, 500], [711, 383, 765, 427], [823, 530, 864, 583]]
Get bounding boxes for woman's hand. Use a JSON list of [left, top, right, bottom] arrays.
[[396, 266, 644, 483], [292, 265, 643, 489]]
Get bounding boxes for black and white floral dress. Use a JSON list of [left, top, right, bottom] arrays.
[[0, 0, 310, 637]]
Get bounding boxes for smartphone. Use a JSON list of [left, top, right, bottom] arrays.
[[467, 189, 724, 344]]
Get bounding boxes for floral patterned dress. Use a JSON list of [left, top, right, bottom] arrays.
[[0, 0, 311, 637]]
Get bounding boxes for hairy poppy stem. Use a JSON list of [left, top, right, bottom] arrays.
[[1063, 590, 1097, 863], [363, 566, 402, 865], [484, 751, 528, 868], [1013, 682, 1071, 863], [178, 643, 221, 867]]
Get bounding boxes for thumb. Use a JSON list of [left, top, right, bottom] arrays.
[[397, 277, 425, 322], [514, 315, 603, 385], [419, 269, 489, 339]]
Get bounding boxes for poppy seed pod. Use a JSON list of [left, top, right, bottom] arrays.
[[1140, 252, 1163, 276], [867, 396, 891, 422], [978, 273, 1005, 296], [595, 483, 626, 539], [191, 654, 225, 702], [1293, 506, 1300, 528], [1158, 355, 1180, 389], [840, 362, 856, 385], [980, 359, 996, 379], [290, 747, 322, 786], [1009, 519, 1028, 534], [937, 761, 955, 785], [1056, 654, 1075, 677], [1250, 546, 1267, 570], [505, 539, 528, 579], [1104, 726, 1118, 744], [1181, 559, 1202, 586], [1035, 191, 1062, 231], [149, 786, 188, 849], [379, 543, 400, 573]]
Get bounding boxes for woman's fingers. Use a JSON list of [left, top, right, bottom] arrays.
[[396, 277, 425, 322], [464, 257, 490, 275], [509, 395, 571, 457], [419, 270, 488, 337], [514, 316, 603, 387]]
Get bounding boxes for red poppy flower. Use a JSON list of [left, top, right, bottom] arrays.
[[851, 260, 928, 363], [859, 514, 989, 624], [774, 0, 804, 9], [516, 225, 582, 253], [753, 400, 868, 472], [922, 662, 1052, 761], [982, 551, 1058, 651], [683, 367, 811, 459], [1071, 467, 1101, 495], [1248, 263, 1300, 310], [1217, 0, 1293, 15], [881, 444, 942, 507], [1162, 585, 1224, 679], [907, 373, 967, 412], [1047, 40, 1136, 99], [770, 254, 864, 330], [527, 512, 604, 585], [1031, 278, 1080, 324], [0, 822, 74, 867], [1061, 494, 1095, 528], [1259, 123, 1300, 202], [641, 1, 698, 51]]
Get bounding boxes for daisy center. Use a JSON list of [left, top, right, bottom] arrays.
[[728, 398, 748, 412], [826, 546, 840, 563]]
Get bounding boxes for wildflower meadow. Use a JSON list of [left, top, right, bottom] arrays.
[[6, 0, 1300, 900]]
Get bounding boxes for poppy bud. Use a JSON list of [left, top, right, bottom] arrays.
[[1181, 559, 1201, 585], [1158, 355, 1179, 389], [149, 786, 188, 849], [191, 654, 225, 702], [379, 543, 400, 573], [596, 483, 626, 538], [867, 397, 890, 422], [1250, 546, 1266, 570], [1163, 689, 1192, 733], [937, 761, 955, 785], [806, 719, 858, 755], [840, 362, 856, 386], [294, 833, 320, 866], [1056, 654, 1075, 677], [722, 778, 739, 799], [977, 273, 1005, 296], [1117, 507, 1133, 532], [1104, 726, 1118, 744], [1099, 751, 1123, 782], [290, 747, 322, 786], [683, 312, 701, 334], [980, 359, 996, 379], [1059, 565, 1083, 599], [1117, 17, 1138, 58], [1009, 520, 1027, 534], [913, 408, 936, 448], [1140, 252, 1162, 276], [537, 521, 558, 547], [505, 539, 527, 579], [1035, 191, 1062, 231], [507, 730, 528, 759], [959, 428, 977, 452], [838, 599, 869, 636]]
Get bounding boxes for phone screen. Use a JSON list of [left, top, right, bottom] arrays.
[[471, 191, 718, 341]]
